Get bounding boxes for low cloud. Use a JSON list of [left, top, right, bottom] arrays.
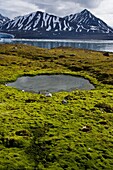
[[0, 0, 38, 18], [76, 0, 102, 8], [0, 0, 113, 27], [0, 0, 104, 18]]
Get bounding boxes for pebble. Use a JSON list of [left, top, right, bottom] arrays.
[[45, 92, 52, 97], [62, 99, 67, 104]]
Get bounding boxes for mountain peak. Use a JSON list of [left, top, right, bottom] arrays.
[[1, 9, 113, 38], [0, 13, 9, 20], [0, 13, 10, 27], [81, 9, 90, 14]]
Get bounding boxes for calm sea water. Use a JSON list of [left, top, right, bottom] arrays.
[[12, 39, 113, 52]]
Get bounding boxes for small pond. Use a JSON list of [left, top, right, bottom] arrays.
[[7, 75, 95, 93]]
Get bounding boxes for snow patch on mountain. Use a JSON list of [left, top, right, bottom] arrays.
[[64, 9, 113, 33], [1, 9, 113, 35], [0, 14, 10, 27]]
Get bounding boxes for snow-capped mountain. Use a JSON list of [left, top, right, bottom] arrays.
[[1, 9, 113, 39], [0, 14, 10, 27], [1, 11, 72, 32], [64, 9, 113, 33]]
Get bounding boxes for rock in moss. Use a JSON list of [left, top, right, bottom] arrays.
[[15, 130, 31, 136], [103, 52, 109, 56], [81, 125, 92, 132]]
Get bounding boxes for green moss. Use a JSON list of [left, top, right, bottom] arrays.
[[1, 44, 113, 169]]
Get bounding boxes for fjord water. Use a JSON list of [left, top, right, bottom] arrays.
[[13, 39, 113, 52], [7, 75, 95, 93]]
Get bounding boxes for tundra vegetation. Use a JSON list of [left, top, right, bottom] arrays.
[[1, 44, 113, 169]]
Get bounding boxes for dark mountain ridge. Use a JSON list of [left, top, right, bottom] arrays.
[[0, 14, 10, 27], [64, 9, 113, 33], [1, 9, 113, 39]]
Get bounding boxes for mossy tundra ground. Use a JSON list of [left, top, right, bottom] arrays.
[[1, 44, 113, 169]]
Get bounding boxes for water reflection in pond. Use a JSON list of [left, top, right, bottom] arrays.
[[7, 75, 95, 93]]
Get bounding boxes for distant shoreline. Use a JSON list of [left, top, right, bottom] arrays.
[[1, 31, 113, 40]]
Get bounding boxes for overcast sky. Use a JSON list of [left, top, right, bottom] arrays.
[[1, 0, 113, 27]]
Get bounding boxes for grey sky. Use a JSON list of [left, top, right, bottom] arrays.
[[1, 0, 113, 27]]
